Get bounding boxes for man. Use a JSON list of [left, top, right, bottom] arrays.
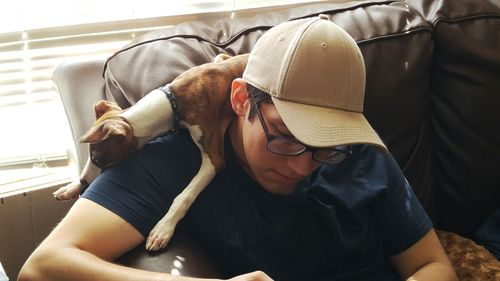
[[18, 16, 457, 281]]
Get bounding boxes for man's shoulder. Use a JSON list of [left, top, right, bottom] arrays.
[[136, 129, 202, 172], [314, 144, 400, 184], [146, 129, 200, 153], [307, 145, 405, 204]]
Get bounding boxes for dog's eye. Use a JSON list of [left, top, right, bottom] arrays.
[[90, 155, 104, 168]]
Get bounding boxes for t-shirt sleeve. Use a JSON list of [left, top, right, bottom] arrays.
[[81, 130, 201, 237], [378, 153, 433, 257]]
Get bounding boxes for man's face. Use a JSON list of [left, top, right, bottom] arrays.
[[235, 101, 322, 195]]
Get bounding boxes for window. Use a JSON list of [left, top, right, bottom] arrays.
[[0, 0, 325, 194]]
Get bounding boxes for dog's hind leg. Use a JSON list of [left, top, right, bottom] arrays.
[[145, 123, 216, 251]]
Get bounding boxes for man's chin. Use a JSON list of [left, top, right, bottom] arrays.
[[260, 177, 299, 195]]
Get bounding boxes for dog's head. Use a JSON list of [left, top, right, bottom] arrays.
[[80, 100, 138, 169]]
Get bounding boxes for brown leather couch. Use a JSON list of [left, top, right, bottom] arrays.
[[54, 0, 500, 278]]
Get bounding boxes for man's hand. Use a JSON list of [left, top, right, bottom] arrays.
[[227, 271, 274, 281]]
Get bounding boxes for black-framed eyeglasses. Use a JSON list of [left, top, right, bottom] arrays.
[[254, 103, 352, 164]]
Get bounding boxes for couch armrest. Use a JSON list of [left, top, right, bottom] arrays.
[[53, 59, 107, 172], [117, 228, 221, 278]]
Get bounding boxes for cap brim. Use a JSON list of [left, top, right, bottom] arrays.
[[272, 97, 388, 153]]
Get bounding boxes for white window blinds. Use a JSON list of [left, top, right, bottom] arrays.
[[0, 0, 324, 191], [0, 19, 183, 190], [0, 25, 142, 169]]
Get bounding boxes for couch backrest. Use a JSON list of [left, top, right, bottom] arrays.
[[409, 0, 500, 235], [103, 0, 500, 237]]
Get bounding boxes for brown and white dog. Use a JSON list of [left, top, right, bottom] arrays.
[[53, 53, 248, 251]]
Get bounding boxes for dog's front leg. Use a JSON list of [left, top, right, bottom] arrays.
[[53, 157, 100, 201], [146, 124, 216, 251], [146, 147, 216, 251]]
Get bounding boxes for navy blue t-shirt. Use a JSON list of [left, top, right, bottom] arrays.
[[83, 130, 432, 281]]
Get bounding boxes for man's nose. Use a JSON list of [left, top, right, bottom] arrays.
[[286, 151, 319, 177]]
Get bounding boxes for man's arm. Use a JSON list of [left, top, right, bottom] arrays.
[[18, 198, 272, 281], [390, 229, 458, 281]]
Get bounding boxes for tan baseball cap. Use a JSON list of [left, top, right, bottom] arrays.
[[243, 15, 387, 153]]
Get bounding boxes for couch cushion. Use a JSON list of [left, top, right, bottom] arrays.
[[408, 0, 500, 236], [104, 0, 402, 106]]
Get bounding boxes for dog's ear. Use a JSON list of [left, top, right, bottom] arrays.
[[94, 100, 123, 119], [212, 53, 231, 63], [79, 120, 127, 144]]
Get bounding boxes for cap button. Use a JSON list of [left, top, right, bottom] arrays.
[[319, 14, 329, 20]]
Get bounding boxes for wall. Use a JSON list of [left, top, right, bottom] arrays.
[[0, 183, 75, 280]]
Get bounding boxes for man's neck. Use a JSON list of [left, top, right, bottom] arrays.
[[228, 117, 255, 180]]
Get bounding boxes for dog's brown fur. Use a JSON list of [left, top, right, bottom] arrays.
[[168, 53, 248, 171], [80, 54, 248, 171], [437, 230, 500, 281]]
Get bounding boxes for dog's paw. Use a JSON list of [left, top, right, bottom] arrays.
[[53, 181, 83, 201], [145, 220, 175, 251]]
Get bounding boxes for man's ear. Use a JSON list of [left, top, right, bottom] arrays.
[[230, 78, 250, 117]]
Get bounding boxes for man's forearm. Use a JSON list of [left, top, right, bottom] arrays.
[[406, 262, 458, 281]]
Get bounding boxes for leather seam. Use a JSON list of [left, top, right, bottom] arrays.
[[432, 13, 500, 31]]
